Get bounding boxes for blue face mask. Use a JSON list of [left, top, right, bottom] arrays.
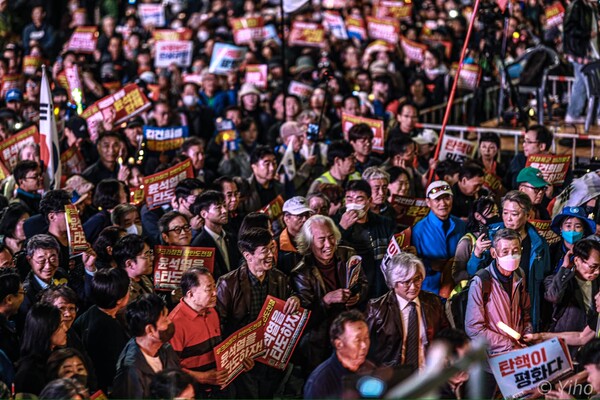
[[562, 230, 584, 244]]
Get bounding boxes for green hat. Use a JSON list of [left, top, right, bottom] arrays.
[[516, 167, 550, 188]]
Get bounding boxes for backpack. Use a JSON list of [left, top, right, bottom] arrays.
[[446, 268, 492, 331]]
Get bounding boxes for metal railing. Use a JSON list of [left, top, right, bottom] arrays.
[[419, 86, 500, 125]]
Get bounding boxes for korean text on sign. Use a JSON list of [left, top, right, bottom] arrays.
[[143, 159, 194, 209], [153, 246, 215, 291]]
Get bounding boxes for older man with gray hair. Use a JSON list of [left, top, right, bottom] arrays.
[[365, 252, 448, 372], [362, 166, 395, 221], [291, 215, 369, 372]]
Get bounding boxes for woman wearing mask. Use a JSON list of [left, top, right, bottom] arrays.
[[550, 206, 596, 273], [111, 204, 143, 236]]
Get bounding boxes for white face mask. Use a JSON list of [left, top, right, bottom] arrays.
[[126, 224, 142, 236], [496, 254, 521, 272], [346, 203, 366, 219], [182, 95, 198, 107]]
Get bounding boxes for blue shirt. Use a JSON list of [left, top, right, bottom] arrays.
[[411, 212, 467, 295]]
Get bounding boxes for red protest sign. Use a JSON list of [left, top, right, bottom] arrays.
[[256, 296, 310, 370], [143, 159, 194, 209], [0, 125, 39, 170], [322, 0, 346, 8], [231, 17, 265, 45], [65, 204, 90, 254], [529, 220, 561, 245], [482, 173, 506, 197], [400, 36, 427, 63], [289, 21, 325, 48], [23, 56, 43, 75], [391, 196, 429, 227], [81, 83, 151, 141], [67, 26, 99, 54], [245, 64, 268, 90], [288, 81, 314, 101], [153, 246, 216, 291], [346, 15, 367, 41], [526, 154, 571, 186], [375, 1, 413, 20], [381, 228, 412, 270], [545, 2, 565, 29], [214, 318, 266, 388], [152, 28, 193, 41], [259, 195, 284, 221], [366, 17, 400, 44], [451, 63, 482, 91], [60, 146, 86, 176], [341, 113, 385, 153]]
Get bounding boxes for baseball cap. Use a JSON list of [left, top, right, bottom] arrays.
[[426, 180, 453, 199], [280, 121, 304, 139], [283, 196, 312, 215], [516, 167, 549, 188], [413, 129, 439, 146], [66, 116, 89, 139], [125, 117, 144, 129], [5, 89, 22, 103]]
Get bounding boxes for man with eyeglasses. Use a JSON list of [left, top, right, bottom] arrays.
[[191, 190, 240, 280], [12, 159, 43, 215], [465, 228, 532, 398], [411, 181, 467, 297], [113, 234, 155, 303], [276, 196, 313, 275], [366, 253, 448, 371], [517, 167, 551, 220], [308, 140, 361, 195]]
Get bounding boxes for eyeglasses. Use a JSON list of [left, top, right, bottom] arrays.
[[288, 212, 312, 220], [398, 276, 424, 288], [167, 225, 192, 234], [138, 249, 154, 259], [427, 185, 451, 196], [32, 256, 58, 266], [523, 140, 539, 145], [520, 184, 545, 193], [24, 174, 42, 180], [58, 305, 78, 314]]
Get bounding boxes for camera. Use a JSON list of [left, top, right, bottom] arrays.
[[307, 123, 320, 142]]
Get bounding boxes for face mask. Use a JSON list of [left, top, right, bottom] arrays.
[[158, 322, 176, 342], [71, 374, 88, 387], [346, 203, 366, 219], [484, 215, 502, 226], [562, 230, 584, 244], [126, 224, 141, 235], [182, 95, 198, 107], [197, 30, 210, 43], [496, 254, 521, 272]]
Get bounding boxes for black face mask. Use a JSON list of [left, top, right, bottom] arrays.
[[71, 374, 88, 387], [484, 215, 502, 226]]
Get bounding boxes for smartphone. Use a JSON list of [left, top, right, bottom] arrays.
[[481, 225, 490, 240]]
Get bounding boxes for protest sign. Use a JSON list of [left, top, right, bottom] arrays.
[[263, 25, 281, 46], [1, 74, 20, 99], [381, 228, 412, 270], [391, 196, 429, 227], [214, 118, 239, 150], [81, 83, 151, 141], [65, 204, 90, 254], [489, 338, 573, 399], [214, 318, 266, 388], [245, 64, 268, 90], [438, 135, 477, 163], [182, 73, 203, 86], [323, 11, 348, 40], [232, 17, 265, 45], [152, 28, 193, 41], [259, 195, 284, 223], [155, 40, 193, 68], [209, 43, 248, 75], [138, 3, 165, 27], [375, 1, 413, 20], [341, 113, 385, 153], [0, 125, 38, 169], [346, 16, 367, 41], [451, 63, 482, 91], [23, 55, 43, 76], [288, 80, 314, 101], [482, 173, 506, 197], [529, 220, 562, 245], [143, 159, 194, 209], [256, 296, 310, 370], [0, 159, 9, 181], [143, 126, 189, 152], [526, 154, 571, 186], [322, 0, 346, 8], [64, 66, 85, 105], [400, 36, 428, 63], [545, 2, 565, 29], [289, 21, 325, 48], [66, 26, 98, 54], [60, 146, 86, 176], [366, 17, 400, 44], [153, 246, 216, 291]]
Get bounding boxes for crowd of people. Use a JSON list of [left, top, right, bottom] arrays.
[[0, 0, 598, 398]]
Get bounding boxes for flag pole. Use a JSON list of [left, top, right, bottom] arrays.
[[279, 0, 288, 122], [427, 0, 482, 186]]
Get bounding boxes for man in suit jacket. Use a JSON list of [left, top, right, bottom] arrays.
[[191, 190, 240, 280], [365, 252, 448, 371]]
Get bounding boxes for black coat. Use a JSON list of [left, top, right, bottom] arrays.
[[191, 228, 240, 281]]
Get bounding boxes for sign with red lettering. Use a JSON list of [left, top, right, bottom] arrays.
[[526, 154, 571, 186], [0, 125, 39, 169], [381, 228, 412, 270], [66, 26, 98, 54], [341, 113, 385, 153], [208, 43, 248, 75], [400, 36, 427, 63], [323, 11, 348, 40], [288, 81, 314, 101], [545, 2, 565, 29], [155, 40, 193, 68], [482, 173, 506, 197], [489, 338, 573, 399], [214, 318, 266, 388], [1, 74, 20, 99], [152, 28, 193, 41], [375, 1, 413, 20], [143, 159, 194, 209], [153, 246, 215, 290], [256, 296, 310, 370], [451, 63, 482, 91], [138, 3, 165, 27], [366, 17, 400, 44], [60, 146, 86, 176], [259, 195, 284, 222], [232, 17, 265, 45], [245, 64, 268, 90], [346, 15, 367, 41], [65, 204, 90, 254], [81, 83, 151, 142], [289, 21, 325, 48], [23, 56, 43, 75], [529, 220, 561, 245], [439, 135, 477, 163], [322, 0, 346, 8], [391, 196, 429, 227]]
